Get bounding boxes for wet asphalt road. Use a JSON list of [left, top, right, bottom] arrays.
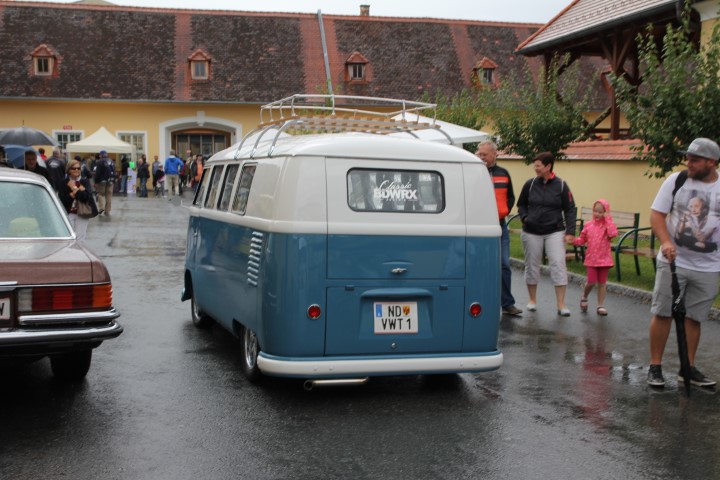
[[2, 193, 720, 479]]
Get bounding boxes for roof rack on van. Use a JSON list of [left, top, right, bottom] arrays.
[[235, 94, 454, 158]]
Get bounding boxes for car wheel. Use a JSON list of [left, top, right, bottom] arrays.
[[240, 325, 262, 383], [191, 289, 213, 329], [50, 349, 92, 382]]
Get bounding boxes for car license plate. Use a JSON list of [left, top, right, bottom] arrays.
[[374, 301, 418, 334]]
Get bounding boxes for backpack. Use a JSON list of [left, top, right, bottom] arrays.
[[670, 170, 688, 211]]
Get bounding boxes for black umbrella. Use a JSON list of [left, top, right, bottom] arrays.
[[0, 126, 58, 146], [670, 260, 691, 395]]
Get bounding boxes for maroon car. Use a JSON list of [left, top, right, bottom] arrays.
[[0, 168, 122, 381]]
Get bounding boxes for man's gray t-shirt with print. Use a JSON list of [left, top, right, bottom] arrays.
[[651, 171, 720, 272]]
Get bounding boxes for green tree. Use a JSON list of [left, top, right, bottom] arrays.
[[426, 55, 592, 162], [613, 8, 720, 178], [483, 55, 591, 162]]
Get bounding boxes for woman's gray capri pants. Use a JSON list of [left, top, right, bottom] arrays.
[[521, 230, 568, 286]]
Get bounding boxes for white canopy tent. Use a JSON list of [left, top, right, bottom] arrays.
[[66, 127, 136, 160], [389, 113, 490, 146]]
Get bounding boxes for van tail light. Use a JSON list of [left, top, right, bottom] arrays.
[[18, 284, 114, 313], [469, 303, 482, 317], [307, 304, 322, 319]]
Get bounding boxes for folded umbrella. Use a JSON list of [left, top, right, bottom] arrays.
[[671, 260, 691, 395]]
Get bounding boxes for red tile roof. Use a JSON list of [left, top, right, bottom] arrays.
[[499, 139, 645, 161], [0, 1, 548, 103]]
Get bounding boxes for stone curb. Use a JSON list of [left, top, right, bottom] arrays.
[[509, 258, 720, 321]]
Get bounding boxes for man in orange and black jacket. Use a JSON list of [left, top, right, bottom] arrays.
[[476, 141, 522, 316]]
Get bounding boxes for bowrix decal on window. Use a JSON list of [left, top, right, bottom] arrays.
[[347, 168, 445, 213], [374, 180, 418, 201]]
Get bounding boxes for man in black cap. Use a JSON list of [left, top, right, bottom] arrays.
[[647, 137, 720, 388]]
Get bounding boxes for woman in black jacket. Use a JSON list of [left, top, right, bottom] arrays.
[[516, 152, 577, 316], [59, 158, 98, 242]]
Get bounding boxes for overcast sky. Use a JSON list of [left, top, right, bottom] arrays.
[[24, 0, 572, 23]]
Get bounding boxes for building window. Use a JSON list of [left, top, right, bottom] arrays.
[[191, 61, 208, 80], [54, 132, 81, 151], [472, 57, 498, 87], [31, 44, 58, 77], [119, 132, 146, 159], [482, 68, 494, 84], [345, 51, 370, 82], [349, 63, 365, 80], [35, 57, 52, 75], [188, 49, 212, 81]]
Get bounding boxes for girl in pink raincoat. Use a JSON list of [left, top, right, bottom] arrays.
[[573, 199, 618, 315]]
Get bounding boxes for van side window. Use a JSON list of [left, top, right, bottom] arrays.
[[347, 169, 444, 213], [217, 165, 239, 211], [231, 164, 257, 215], [192, 168, 208, 206], [204, 166, 224, 209]]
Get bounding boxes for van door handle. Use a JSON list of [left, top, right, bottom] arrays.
[[391, 268, 407, 274]]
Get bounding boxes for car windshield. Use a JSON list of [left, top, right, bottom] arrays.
[[0, 181, 72, 238]]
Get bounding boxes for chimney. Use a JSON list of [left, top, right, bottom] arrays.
[[360, 4, 370, 16]]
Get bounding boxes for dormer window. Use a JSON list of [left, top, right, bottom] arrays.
[[345, 51, 370, 82], [472, 57, 498, 87], [350, 63, 365, 80], [482, 67, 494, 84], [188, 49, 211, 81], [31, 44, 57, 77]]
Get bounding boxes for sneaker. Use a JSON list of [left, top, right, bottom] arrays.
[[526, 303, 537, 312], [678, 366, 717, 387], [502, 305, 523, 316], [647, 364, 665, 387], [557, 307, 571, 317]]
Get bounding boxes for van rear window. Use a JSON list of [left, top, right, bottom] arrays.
[[347, 169, 444, 213]]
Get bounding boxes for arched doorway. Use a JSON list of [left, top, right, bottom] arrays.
[[173, 128, 229, 159], [158, 115, 243, 163]]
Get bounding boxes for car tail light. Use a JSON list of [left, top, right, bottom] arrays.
[[307, 304, 322, 319], [469, 302, 482, 317], [18, 283, 113, 313]]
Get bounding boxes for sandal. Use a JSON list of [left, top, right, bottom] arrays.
[[580, 298, 589, 313], [597, 306, 608, 316]]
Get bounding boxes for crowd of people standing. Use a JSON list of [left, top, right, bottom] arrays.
[[9, 146, 207, 239]]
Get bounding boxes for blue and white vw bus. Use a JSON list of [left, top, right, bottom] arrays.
[[181, 95, 503, 387]]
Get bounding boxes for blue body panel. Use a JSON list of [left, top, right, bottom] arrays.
[[328, 235, 465, 279], [185, 218, 501, 375]]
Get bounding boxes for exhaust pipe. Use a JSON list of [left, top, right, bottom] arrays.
[[303, 378, 369, 391]]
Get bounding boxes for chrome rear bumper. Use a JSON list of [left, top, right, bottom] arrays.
[[0, 308, 122, 348], [258, 351, 503, 378]]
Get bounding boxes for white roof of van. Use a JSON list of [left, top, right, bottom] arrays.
[[211, 132, 482, 164]]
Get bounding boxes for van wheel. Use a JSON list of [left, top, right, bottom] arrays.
[[191, 290, 213, 329], [51, 349, 92, 382], [240, 325, 262, 383]]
